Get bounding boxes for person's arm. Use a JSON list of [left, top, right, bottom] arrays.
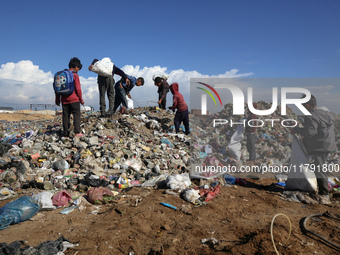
[[172, 95, 178, 112], [158, 81, 168, 103], [55, 94, 60, 106], [73, 73, 84, 105], [112, 65, 130, 86]]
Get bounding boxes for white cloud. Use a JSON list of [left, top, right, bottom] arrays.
[[0, 60, 253, 110], [1, 61, 340, 114]]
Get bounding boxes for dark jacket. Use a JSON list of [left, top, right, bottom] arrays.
[[296, 107, 337, 153], [158, 80, 169, 101]]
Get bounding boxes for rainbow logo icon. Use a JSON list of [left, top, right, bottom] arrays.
[[196, 82, 223, 106]]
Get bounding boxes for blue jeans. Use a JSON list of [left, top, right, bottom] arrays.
[[113, 82, 128, 112]]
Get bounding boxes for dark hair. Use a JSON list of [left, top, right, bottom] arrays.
[[303, 94, 317, 107], [154, 77, 163, 84], [137, 77, 144, 85], [91, 59, 99, 65], [69, 57, 83, 70]]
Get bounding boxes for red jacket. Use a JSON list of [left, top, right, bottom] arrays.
[[170, 83, 188, 112], [55, 71, 84, 105]]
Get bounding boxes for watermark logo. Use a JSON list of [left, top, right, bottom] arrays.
[[196, 81, 311, 116], [196, 82, 223, 115]]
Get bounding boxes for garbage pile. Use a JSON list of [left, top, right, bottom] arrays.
[[190, 102, 340, 173], [0, 107, 193, 197]]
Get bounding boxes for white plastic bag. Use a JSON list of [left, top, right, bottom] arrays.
[[126, 95, 134, 109], [227, 125, 244, 160], [152, 73, 169, 81], [183, 188, 200, 204], [32, 192, 56, 211], [91, 58, 114, 77], [166, 173, 191, 192], [285, 135, 318, 192]]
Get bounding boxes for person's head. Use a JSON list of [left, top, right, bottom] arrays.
[[302, 94, 317, 111], [69, 57, 83, 72], [170, 83, 179, 94], [136, 77, 144, 86], [88, 58, 99, 71], [154, 76, 163, 86]]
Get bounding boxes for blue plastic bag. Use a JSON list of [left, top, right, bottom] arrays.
[[0, 196, 40, 230]]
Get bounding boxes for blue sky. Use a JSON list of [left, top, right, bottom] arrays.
[[0, 0, 339, 112]]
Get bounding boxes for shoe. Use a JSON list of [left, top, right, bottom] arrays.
[[75, 133, 84, 138], [319, 195, 331, 205]]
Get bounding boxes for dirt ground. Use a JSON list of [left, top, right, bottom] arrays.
[[0, 111, 55, 122], [1, 113, 340, 255]]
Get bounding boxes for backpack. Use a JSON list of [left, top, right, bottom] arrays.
[[53, 69, 75, 96]]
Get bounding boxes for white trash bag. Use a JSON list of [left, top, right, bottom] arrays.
[[91, 57, 114, 77], [152, 73, 169, 81], [285, 135, 318, 192], [227, 125, 244, 160]]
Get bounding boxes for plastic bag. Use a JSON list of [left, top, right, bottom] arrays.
[[87, 187, 115, 204], [227, 125, 244, 160], [0, 196, 40, 230], [285, 135, 318, 192], [152, 73, 169, 81], [126, 95, 134, 109], [166, 173, 191, 192], [52, 191, 73, 207], [52, 159, 69, 171], [91, 57, 114, 77], [182, 188, 200, 204], [32, 192, 56, 211]]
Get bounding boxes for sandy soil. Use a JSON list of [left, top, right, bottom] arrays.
[[0, 111, 55, 122], [1, 112, 340, 255], [1, 180, 340, 255]]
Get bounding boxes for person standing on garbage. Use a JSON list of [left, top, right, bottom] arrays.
[[154, 76, 169, 110], [112, 75, 144, 113], [245, 103, 258, 165], [293, 95, 336, 205], [55, 57, 84, 137], [169, 83, 190, 135], [88, 59, 130, 117]]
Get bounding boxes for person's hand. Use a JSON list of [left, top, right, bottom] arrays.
[[120, 83, 123, 89], [158, 100, 162, 104], [81, 100, 84, 105], [128, 94, 132, 99], [88, 65, 93, 71]]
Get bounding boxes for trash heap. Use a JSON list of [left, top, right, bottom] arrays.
[[190, 102, 340, 170], [0, 107, 195, 197]]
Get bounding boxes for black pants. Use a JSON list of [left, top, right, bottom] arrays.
[[174, 109, 190, 135], [62, 102, 81, 135], [158, 95, 167, 109], [246, 133, 257, 161], [98, 75, 114, 114], [311, 152, 329, 195]]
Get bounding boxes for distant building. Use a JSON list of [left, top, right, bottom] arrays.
[[0, 107, 14, 111]]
